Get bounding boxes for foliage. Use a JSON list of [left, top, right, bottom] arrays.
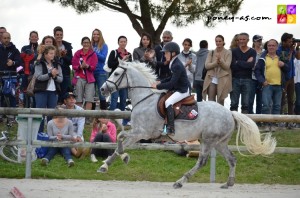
[[0, 121, 300, 184], [48, 0, 244, 44]]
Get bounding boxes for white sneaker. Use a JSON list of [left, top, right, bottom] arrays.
[[67, 159, 75, 167], [90, 154, 98, 163]]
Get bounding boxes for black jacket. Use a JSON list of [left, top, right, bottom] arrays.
[[0, 42, 21, 72], [107, 49, 132, 76], [154, 43, 171, 80], [156, 57, 191, 93], [59, 40, 73, 77]]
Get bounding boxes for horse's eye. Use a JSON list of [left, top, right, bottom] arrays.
[[114, 72, 119, 76]]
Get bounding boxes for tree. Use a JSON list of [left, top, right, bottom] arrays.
[[48, 0, 243, 44]]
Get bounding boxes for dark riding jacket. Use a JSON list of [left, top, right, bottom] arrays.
[[156, 56, 191, 93]]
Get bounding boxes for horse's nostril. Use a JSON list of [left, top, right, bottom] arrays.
[[100, 88, 104, 91]]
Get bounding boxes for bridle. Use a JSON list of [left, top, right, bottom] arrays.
[[103, 66, 155, 110]]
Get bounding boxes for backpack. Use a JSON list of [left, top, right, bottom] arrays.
[[35, 132, 49, 158], [2, 76, 17, 96]]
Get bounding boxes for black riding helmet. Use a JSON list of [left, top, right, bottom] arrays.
[[161, 42, 180, 55]]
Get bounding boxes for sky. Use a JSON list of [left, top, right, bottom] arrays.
[[1, 0, 299, 53]]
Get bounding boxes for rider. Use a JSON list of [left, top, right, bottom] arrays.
[[152, 42, 191, 135]]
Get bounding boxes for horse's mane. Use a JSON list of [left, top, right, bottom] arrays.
[[127, 61, 157, 84]]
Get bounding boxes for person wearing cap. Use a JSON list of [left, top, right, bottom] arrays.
[[151, 42, 191, 135], [63, 92, 87, 158], [230, 32, 256, 114], [248, 35, 264, 115]]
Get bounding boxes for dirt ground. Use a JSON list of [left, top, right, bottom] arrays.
[[0, 179, 300, 198]]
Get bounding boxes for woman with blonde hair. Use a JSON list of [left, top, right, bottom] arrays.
[[202, 35, 232, 106], [91, 29, 109, 109]]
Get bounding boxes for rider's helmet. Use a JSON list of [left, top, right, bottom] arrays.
[[161, 42, 180, 55]]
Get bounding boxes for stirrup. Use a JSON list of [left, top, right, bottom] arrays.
[[161, 125, 167, 136]]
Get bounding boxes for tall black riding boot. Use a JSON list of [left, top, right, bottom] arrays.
[[166, 105, 175, 135]]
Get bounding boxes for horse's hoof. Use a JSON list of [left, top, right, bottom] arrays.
[[97, 163, 108, 173], [220, 184, 229, 189], [121, 153, 130, 164], [173, 182, 183, 189]]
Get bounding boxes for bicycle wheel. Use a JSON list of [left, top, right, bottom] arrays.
[[0, 145, 20, 163]]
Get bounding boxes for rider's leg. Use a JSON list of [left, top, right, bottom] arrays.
[[166, 105, 175, 134]]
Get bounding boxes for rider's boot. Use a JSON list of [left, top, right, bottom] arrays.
[[166, 105, 175, 135]]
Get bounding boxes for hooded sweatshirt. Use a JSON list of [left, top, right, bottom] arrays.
[[194, 48, 209, 81]]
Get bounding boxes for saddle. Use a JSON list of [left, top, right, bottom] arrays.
[[157, 91, 198, 120]]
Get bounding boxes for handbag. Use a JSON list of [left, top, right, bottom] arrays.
[[26, 75, 36, 96]]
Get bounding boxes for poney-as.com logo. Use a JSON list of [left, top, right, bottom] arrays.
[[277, 5, 296, 24]]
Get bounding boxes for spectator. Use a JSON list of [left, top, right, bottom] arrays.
[[90, 117, 116, 162], [72, 37, 97, 113], [34, 45, 63, 132], [62, 92, 87, 158], [133, 32, 157, 70], [249, 35, 264, 114], [154, 30, 173, 80], [277, 33, 300, 129], [0, 32, 21, 123], [230, 32, 256, 113], [53, 26, 73, 104], [194, 40, 209, 102], [203, 35, 232, 106], [230, 34, 239, 50], [178, 38, 196, 87], [255, 39, 289, 132], [41, 106, 75, 167], [20, 31, 39, 108], [0, 27, 6, 44], [91, 28, 109, 110], [107, 35, 132, 126], [36, 36, 58, 62], [294, 42, 300, 116]]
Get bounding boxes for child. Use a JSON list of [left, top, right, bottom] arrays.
[[90, 118, 117, 162]]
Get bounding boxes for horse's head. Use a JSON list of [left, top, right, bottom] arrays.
[[100, 59, 129, 96]]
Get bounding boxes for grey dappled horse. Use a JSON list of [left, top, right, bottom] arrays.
[[100, 60, 276, 189]]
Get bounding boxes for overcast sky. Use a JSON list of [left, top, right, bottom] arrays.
[[1, 0, 299, 53]]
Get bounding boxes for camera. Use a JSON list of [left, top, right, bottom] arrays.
[[292, 38, 300, 43]]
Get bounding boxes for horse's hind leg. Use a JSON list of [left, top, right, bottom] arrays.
[[173, 143, 212, 189], [215, 143, 237, 189]]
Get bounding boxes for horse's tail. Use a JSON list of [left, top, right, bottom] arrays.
[[231, 111, 276, 156]]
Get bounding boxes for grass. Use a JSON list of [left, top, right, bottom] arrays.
[[0, 121, 300, 184]]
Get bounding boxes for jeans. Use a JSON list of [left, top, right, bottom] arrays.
[[35, 91, 58, 132], [91, 133, 113, 158], [44, 147, 72, 162], [109, 88, 129, 125], [58, 75, 71, 104], [248, 79, 262, 114], [281, 78, 295, 115], [230, 78, 252, 113], [261, 85, 282, 115], [94, 73, 107, 101], [193, 80, 203, 102], [109, 88, 128, 111], [294, 83, 300, 114]]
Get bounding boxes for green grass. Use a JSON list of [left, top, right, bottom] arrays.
[[0, 122, 300, 184]]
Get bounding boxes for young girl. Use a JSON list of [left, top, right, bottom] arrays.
[[90, 118, 116, 162], [152, 42, 191, 135]]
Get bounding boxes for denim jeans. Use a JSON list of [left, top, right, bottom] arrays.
[[193, 80, 203, 102], [294, 83, 300, 114], [44, 147, 72, 162], [35, 91, 58, 132], [230, 78, 252, 113], [58, 75, 71, 104], [261, 85, 282, 115], [109, 88, 129, 125], [109, 88, 128, 111], [248, 79, 262, 114], [94, 73, 107, 101]]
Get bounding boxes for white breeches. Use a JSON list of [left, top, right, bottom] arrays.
[[165, 89, 190, 108]]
